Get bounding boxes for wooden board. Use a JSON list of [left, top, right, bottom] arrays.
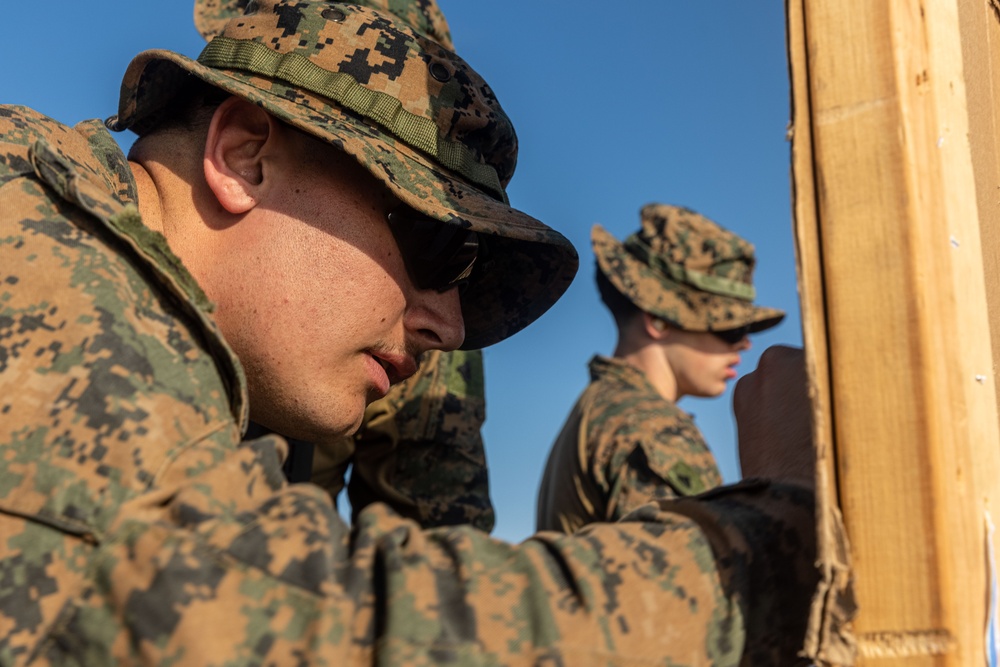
[[959, 0, 1000, 408], [786, 0, 1000, 664]]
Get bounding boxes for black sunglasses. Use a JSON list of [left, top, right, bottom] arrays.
[[711, 325, 751, 346], [386, 208, 479, 292]]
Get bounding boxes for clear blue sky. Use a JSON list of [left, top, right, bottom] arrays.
[[3, 1, 800, 542]]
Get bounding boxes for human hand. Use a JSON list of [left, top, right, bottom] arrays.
[[734, 345, 815, 489]]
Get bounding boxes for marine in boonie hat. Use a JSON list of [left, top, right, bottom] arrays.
[[108, 0, 578, 349], [592, 203, 784, 334]]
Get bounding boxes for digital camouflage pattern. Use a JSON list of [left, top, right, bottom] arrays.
[[193, 0, 252, 39], [0, 105, 248, 661], [111, 0, 578, 349], [0, 106, 821, 665], [312, 349, 495, 533], [593, 203, 784, 333], [537, 356, 723, 534], [195, 0, 455, 51]]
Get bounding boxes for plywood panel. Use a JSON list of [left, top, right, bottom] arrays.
[[787, 0, 1000, 664], [786, 0, 855, 662], [959, 0, 1000, 420]]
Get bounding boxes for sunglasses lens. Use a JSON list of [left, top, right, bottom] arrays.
[[387, 209, 480, 292], [713, 326, 750, 345]]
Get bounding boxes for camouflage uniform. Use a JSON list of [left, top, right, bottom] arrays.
[[0, 4, 819, 664], [538, 205, 784, 533], [313, 349, 495, 533], [537, 355, 722, 533]]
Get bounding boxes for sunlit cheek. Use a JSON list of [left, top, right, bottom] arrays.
[[356, 254, 409, 322]]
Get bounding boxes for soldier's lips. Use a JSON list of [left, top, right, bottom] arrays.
[[365, 354, 391, 398], [366, 351, 418, 396]]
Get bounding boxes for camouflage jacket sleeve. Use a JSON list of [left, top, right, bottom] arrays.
[[592, 359, 723, 510], [8, 427, 817, 666], [537, 357, 723, 533], [344, 349, 494, 533], [601, 400, 724, 521]]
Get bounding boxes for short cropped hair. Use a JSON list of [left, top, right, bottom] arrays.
[[132, 78, 231, 140], [595, 267, 643, 329]]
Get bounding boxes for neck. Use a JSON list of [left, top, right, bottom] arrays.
[[613, 338, 679, 402], [127, 140, 209, 274], [127, 131, 205, 241], [129, 159, 166, 234]]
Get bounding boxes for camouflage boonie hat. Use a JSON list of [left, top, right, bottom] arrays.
[[592, 203, 784, 333], [194, 0, 454, 50], [109, 0, 578, 349]]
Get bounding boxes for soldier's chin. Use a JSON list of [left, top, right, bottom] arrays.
[[249, 405, 365, 445]]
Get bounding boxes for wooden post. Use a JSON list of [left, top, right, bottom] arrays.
[[787, 0, 1000, 664]]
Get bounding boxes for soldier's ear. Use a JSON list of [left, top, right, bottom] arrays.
[[644, 314, 670, 340], [203, 96, 277, 214]]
